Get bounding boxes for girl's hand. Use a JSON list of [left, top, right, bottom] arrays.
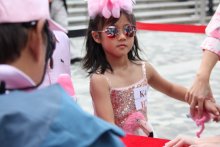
[[164, 135, 197, 147], [204, 100, 220, 122]]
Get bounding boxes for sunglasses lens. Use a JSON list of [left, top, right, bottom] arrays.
[[102, 25, 136, 38], [105, 26, 118, 38], [124, 25, 136, 37]]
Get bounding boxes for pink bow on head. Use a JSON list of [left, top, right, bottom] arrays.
[[88, 0, 135, 19]]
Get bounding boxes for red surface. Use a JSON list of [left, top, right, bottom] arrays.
[[121, 135, 170, 147], [136, 22, 206, 34]]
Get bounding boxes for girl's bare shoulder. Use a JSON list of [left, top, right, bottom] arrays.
[[141, 61, 158, 79], [90, 73, 109, 88], [90, 73, 106, 83]]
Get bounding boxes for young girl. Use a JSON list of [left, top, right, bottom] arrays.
[[83, 0, 220, 137]]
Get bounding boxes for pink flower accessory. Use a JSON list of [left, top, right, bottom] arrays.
[[88, 0, 135, 19]]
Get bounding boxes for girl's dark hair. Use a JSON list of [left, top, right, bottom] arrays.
[[82, 10, 143, 75]]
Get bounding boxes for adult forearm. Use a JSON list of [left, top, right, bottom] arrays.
[[196, 135, 220, 144], [196, 50, 218, 81]]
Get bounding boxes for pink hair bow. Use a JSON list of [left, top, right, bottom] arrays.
[[88, 0, 135, 19]]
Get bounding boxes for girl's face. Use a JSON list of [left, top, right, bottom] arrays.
[[93, 13, 135, 59]]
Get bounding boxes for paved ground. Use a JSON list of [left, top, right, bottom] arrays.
[[70, 30, 220, 140]]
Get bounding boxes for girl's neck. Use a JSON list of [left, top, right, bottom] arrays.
[[108, 57, 132, 71]]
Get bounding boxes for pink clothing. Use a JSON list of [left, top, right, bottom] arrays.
[[40, 31, 76, 101], [105, 62, 153, 136], [201, 4, 220, 57], [41, 31, 71, 87], [57, 73, 76, 99], [0, 65, 35, 90]]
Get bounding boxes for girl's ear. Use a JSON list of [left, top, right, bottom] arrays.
[[91, 31, 101, 44]]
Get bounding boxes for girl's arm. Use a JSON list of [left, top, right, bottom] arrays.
[[146, 62, 187, 102], [90, 74, 115, 124], [146, 62, 220, 118]]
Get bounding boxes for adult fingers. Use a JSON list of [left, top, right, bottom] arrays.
[[165, 135, 194, 147], [185, 93, 189, 104], [210, 104, 220, 116], [212, 105, 220, 122], [215, 106, 220, 121], [190, 99, 198, 118], [190, 144, 219, 147], [172, 140, 188, 147], [164, 137, 180, 147], [207, 87, 215, 103], [213, 116, 220, 122], [185, 91, 191, 104], [197, 98, 204, 118]]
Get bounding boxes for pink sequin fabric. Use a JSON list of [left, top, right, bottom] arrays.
[[108, 62, 149, 129]]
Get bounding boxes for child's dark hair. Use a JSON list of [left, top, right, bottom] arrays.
[[0, 23, 29, 64], [0, 21, 55, 65], [83, 10, 143, 75]]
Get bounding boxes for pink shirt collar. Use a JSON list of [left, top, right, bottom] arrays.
[[0, 65, 35, 89]]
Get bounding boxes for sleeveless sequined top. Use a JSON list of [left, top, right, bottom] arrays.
[[105, 62, 149, 129]]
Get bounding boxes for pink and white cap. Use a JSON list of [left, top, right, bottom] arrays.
[[0, 0, 67, 32]]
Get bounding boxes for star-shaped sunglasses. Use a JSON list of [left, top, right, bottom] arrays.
[[97, 25, 136, 38]]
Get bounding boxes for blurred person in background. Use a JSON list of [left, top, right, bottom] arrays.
[[49, 0, 68, 30], [207, 0, 214, 16]]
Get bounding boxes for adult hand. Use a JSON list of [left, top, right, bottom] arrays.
[[190, 144, 220, 147], [185, 75, 215, 118], [186, 50, 218, 119], [165, 135, 220, 147], [164, 135, 197, 147]]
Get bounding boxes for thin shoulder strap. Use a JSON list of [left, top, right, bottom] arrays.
[[102, 75, 112, 89], [142, 62, 147, 78]]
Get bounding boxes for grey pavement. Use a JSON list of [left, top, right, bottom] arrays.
[[70, 30, 220, 140]]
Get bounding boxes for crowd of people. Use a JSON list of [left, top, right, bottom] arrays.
[[0, 0, 220, 147]]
